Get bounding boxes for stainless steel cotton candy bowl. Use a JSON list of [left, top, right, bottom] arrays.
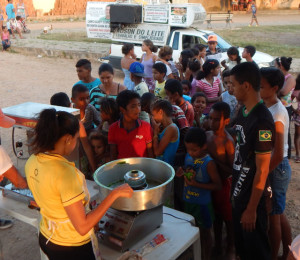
[[93, 158, 175, 211]]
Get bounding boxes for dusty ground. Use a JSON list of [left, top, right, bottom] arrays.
[[0, 12, 299, 260]]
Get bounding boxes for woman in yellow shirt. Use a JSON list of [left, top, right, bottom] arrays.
[[25, 109, 133, 260]]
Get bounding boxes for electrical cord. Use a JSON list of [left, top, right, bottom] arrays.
[[163, 212, 196, 226]]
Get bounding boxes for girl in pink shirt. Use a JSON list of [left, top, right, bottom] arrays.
[[1, 26, 11, 51], [196, 59, 222, 114]]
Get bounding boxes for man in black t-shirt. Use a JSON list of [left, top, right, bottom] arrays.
[[230, 63, 274, 260]]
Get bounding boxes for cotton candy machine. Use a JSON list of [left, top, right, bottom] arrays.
[[93, 158, 174, 252]]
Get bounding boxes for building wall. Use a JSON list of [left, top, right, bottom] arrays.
[[1, 0, 299, 17], [0, 0, 35, 17]]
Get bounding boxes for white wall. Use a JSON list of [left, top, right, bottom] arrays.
[[32, 0, 55, 12]]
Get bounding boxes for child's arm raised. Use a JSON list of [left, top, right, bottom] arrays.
[[184, 160, 222, 191]]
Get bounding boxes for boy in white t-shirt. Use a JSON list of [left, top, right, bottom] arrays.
[[260, 67, 291, 260], [0, 108, 28, 229]]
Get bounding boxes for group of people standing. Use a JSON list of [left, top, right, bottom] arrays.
[[1, 34, 299, 260], [0, 0, 27, 51]]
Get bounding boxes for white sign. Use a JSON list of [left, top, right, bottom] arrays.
[[144, 5, 168, 24], [112, 23, 169, 45], [86, 2, 112, 39], [170, 6, 187, 26]]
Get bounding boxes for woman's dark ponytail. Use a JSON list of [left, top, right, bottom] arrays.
[[31, 109, 79, 154]]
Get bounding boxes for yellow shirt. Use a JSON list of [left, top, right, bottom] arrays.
[[154, 80, 166, 99], [25, 153, 91, 246]]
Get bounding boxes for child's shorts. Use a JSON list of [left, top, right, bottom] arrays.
[[212, 177, 232, 221], [269, 157, 291, 215], [184, 201, 214, 229]]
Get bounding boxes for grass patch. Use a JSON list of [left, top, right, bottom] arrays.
[[215, 25, 300, 58], [37, 31, 113, 44]]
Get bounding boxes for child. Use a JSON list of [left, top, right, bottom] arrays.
[[74, 59, 101, 92], [206, 102, 235, 259], [191, 92, 207, 127], [151, 99, 179, 166], [182, 80, 191, 97], [152, 62, 167, 99], [50, 91, 96, 173], [108, 90, 153, 160], [187, 58, 201, 95], [121, 43, 136, 91], [206, 35, 222, 61], [50, 92, 71, 107], [165, 79, 194, 127], [71, 84, 101, 133], [141, 92, 155, 117], [99, 97, 119, 136], [1, 26, 10, 51], [140, 39, 158, 92], [221, 46, 242, 71], [89, 131, 109, 167], [260, 67, 292, 260], [220, 70, 238, 119], [129, 61, 150, 123], [194, 44, 206, 66], [177, 127, 221, 260], [242, 45, 256, 63], [292, 74, 300, 162], [249, 0, 259, 27], [181, 80, 192, 103], [196, 59, 222, 115]]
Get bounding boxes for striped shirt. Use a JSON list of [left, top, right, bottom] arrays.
[[90, 84, 120, 111], [196, 77, 220, 114]]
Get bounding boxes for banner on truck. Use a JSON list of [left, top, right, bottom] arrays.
[[112, 23, 169, 45], [86, 2, 112, 39], [144, 5, 169, 24]]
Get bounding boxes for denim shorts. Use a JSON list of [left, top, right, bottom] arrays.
[[269, 157, 291, 215]]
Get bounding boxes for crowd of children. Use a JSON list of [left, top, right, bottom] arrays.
[[46, 37, 300, 259]]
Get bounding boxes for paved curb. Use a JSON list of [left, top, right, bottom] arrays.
[[11, 45, 109, 62]]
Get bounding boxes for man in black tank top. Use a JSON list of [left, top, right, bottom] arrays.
[[230, 63, 274, 260]]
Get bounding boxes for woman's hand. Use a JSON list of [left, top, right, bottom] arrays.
[[175, 62, 183, 72], [113, 183, 134, 199]]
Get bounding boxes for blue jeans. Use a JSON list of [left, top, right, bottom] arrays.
[[269, 157, 291, 215], [2, 40, 10, 50]]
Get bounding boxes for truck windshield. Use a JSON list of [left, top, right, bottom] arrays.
[[205, 33, 231, 51]]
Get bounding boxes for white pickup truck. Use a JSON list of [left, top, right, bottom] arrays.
[[108, 28, 274, 69], [86, 2, 274, 69]]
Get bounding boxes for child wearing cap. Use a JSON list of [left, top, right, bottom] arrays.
[[206, 35, 222, 62], [130, 62, 150, 122]]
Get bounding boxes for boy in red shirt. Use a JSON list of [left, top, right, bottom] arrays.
[[165, 79, 194, 127], [108, 90, 153, 160]]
